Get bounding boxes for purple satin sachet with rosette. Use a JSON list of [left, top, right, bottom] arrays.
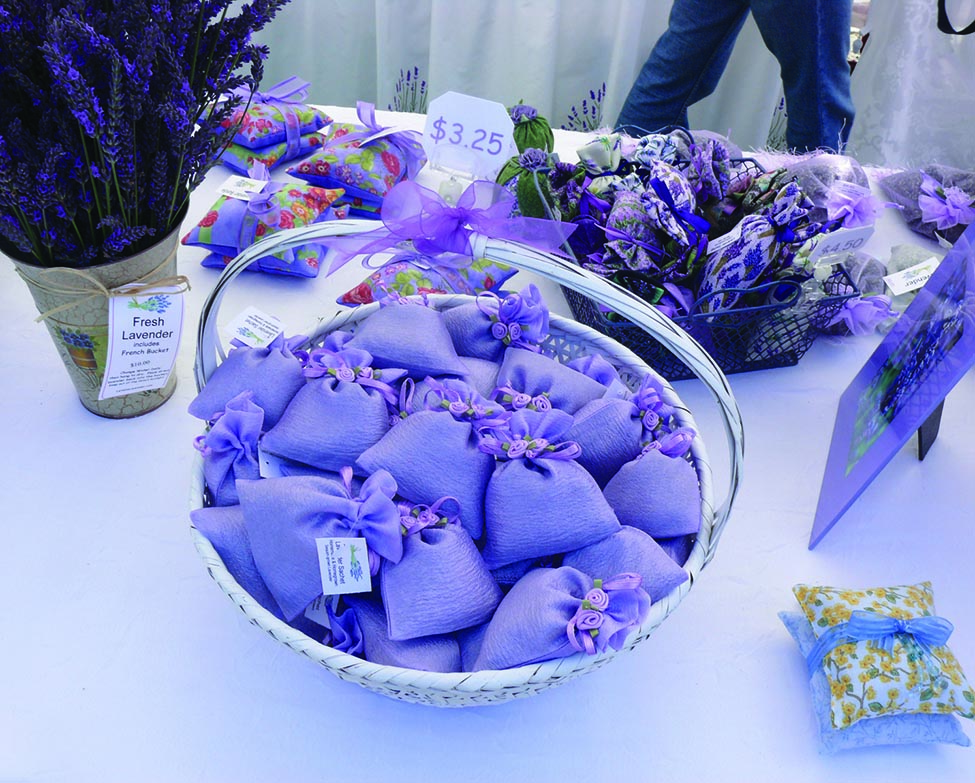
[[356, 408, 495, 540], [479, 409, 621, 569], [188, 333, 308, 428], [494, 347, 608, 415], [260, 342, 406, 473], [381, 497, 502, 640], [473, 567, 651, 670], [345, 300, 469, 378], [602, 431, 702, 538], [440, 283, 550, 362]]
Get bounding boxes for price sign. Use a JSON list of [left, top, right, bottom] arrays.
[[807, 225, 875, 264], [421, 91, 514, 179]]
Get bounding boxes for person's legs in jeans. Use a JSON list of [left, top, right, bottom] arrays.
[[750, 0, 855, 150], [616, 0, 751, 133]]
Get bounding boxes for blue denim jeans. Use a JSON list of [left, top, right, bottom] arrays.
[[616, 0, 855, 151]]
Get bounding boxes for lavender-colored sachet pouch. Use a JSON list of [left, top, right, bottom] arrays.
[[236, 470, 403, 621], [562, 397, 644, 487], [460, 356, 501, 399], [345, 300, 469, 378], [602, 432, 702, 538], [440, 284, 550, 362], [565, 354, 629, 399], [188, 333, 308, 428], [356, 405, 495, 539], [194, 391, 263, 506], [479, 409, 621, 569], [494, 347, 608, 414], [562, 526, 688, 603], [344, 595, 462, 672], [473, 568, 650, 671], [381, 498, 502, 640], [191, 505, 284, 620], [656, 535, 695, 567], [457, 622, 490, 672], [260, 341, 405, 472], [879, 165, 975, 243]]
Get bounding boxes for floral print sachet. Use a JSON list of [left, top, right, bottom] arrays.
[[793, 582, 975, 731], [182, 183, 343, 277]]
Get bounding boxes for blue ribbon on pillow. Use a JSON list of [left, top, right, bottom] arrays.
[[806, 609, 954, 678]]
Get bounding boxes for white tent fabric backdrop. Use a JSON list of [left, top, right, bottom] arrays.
[[255, 0, 782, 150], [847, 0, 975, 170]]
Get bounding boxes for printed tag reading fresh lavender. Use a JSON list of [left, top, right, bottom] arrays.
[[316, 537, 372, 596], [224, 306, 284, 348], [98, 287, 183, 400]]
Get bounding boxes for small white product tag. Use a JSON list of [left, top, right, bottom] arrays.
[[422, 91, 515, 180], [883, 256, 941, 297], [257, 443, 287, 479], [224, 306, 284, 348], [217, 175, 268, 201], [707, 222, 743, 256], [98, 287, 184, 400], [829, 180, 873, 200], [303, 594, 339, 629], [807, 225, 875, 264], [316, 537, 372, 596]]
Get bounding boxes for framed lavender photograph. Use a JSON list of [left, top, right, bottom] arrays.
[[810, 222, 975, 548]]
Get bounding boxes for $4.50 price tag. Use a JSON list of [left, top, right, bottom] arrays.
[[807, 225, 875, 264], [421, 91, 514, 180]]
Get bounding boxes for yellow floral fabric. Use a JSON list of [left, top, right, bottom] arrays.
[[793, 582, 975, 730]]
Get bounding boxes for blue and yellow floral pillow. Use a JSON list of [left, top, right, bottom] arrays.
[[793, 582, 975, 731]]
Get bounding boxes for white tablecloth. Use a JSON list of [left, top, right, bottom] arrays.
[[2, 109, 974, 782]]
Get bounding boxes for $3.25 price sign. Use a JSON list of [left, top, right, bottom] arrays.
[[422, 92, 514, 178], [429, 116, 506, 156]]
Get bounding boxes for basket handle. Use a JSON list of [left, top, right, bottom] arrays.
[[194, 222, 743, 566]]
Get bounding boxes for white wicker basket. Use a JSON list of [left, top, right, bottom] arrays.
[[190, 219, 744, 707]]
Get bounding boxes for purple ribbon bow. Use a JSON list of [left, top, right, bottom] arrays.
[[235, 161, 281, 255], [335, 101, 426, 180], [337, 466, 404, 575], [326, 179, 577, 275], [806, 609, 954, 678], [476, 283, 550, 351], [423, 377, 510, 427], [631, 373, 676, 433], [641, 427, 695, 458], [919, 173, 975, 231], [566, 574, 645, 654], [232, 76, 310, 160]]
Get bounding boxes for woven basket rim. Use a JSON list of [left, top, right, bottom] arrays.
[[190, 299, 716, 704]]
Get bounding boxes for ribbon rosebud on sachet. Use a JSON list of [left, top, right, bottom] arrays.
[[918, 173, 975, 231], [566, 573, 651, 655]]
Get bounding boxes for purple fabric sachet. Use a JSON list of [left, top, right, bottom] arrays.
[[194, 391, 263, 506], [260, 340, 405, 473], [237, 471, 404, 621], [344, 595, 462, 672], [473, 567, 651, 670], [441, 283, 550, 362], [479, 410, 621, 568], [381, 498, 502, 640], [188, 333, 308, 428], [602, 436, 702, 538]]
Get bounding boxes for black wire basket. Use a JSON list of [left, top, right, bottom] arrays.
[[562, 265, 859, 381]]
